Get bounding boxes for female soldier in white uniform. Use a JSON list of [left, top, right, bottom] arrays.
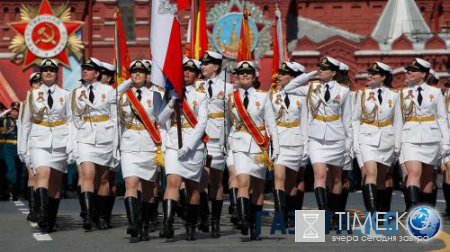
[[196, 51, 234, 236], [71, 57, 118, 230], [400, 58, 449, 207], [117, 60, 164, 242], [18, 72, 41, 222], [270, 62, 307, 225], [19, 59, 71, 232], [283, 57, 352, 213], [229, 61, 279, 240], [442, 79, 450, 216], [352, 62, 402, 212], [158, 58, 208, 240]]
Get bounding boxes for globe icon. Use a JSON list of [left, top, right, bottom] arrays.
[[407, 206, 441, 239]]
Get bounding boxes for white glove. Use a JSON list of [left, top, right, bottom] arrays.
[[178, 146, 190, 159], [271, 154, 279, 163], [168, 96, 177, 108], [442, 144, 450, 157], [353, 146, 361, 155], [394, 147, 401, 157], [67, 152, 75, 164], [19, 152, 27, 163]]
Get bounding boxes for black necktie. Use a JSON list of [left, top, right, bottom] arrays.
[[208, 80, 213, 98], [47, 90, 53, 109], [417, 86, 423, 106], [243, 90, 249, 109], [377, 89, 383, 105], [324, 84, 330, 102], [136, 89, 142, 101], [89, 85, 95, 103], [284, 94, 290, 109]]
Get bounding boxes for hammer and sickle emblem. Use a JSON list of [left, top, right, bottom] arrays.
[[35, 23, 56, 45]]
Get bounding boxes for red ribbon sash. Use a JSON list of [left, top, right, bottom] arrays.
[[181, 99, 210, 143], [233, 90, 269, 149], [126, 89, 162, 144]]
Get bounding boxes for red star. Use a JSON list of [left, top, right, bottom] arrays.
[[9, 0, 83, 69]]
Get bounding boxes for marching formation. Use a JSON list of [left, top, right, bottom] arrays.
[[2, 50, 450, 243]]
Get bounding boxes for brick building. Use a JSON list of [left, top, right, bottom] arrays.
[[0, 0, 449, 104]]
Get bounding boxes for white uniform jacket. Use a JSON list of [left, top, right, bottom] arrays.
[[352, 86, 403, 153], [228, 87, 280, 155], [285, 80, 353, 153], [158, 86, 208, 152], [71, 82, 118, 156], [19, 84, 72, 156], [119, 86, 166, 152], [269, 89, 308, 147], [196, 77, 234, 140], [399, 83, 449, 145]]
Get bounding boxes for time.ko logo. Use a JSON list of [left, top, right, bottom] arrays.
[[407, 206, 441, 239]]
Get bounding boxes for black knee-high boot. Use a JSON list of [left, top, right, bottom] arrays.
[[185, 204, 199, 241], [177, 188, 188, 220], [407, 186, 420, 210], [286, 195, 297, 228], [198, 192, 210, 232], [106, 195, 115, 228], [363, 184, 377, 212], [443, 183, 450, 216], [47, 197, 60, 233], [314, 187, 328, 210], [80, 192, 94, 230], [36, 188, 49, 227], [124, 197, 140, 243], [211, 199, 223, 238], [27, 187, 37, 222], [96, 195, 109, 230], [273, 190, 286, 224], [340, 188, 349, 212], [141, 202, 151, 241], [229, 188, 239, 226], [148, 202, 157, 232], [385, 187, 393, 212], [432, 186, 438, 207], [296, 190, 305, 210], [237, 197, 250, 236], [329, 193, 341, 230], [420, 192, 434, 206], [77, 186, 86, 219], [250, 204, 263, 241], [159, 199, 177, 239]]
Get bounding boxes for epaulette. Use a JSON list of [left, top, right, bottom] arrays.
[[338, 83, 349, 89], [155, 86, 165, 92], [195, 88, 206, 93], [429, 85, 439, 89], [256, 89, 266, 93]]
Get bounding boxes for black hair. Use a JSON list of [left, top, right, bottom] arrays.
[[252, 77, 261, 89]]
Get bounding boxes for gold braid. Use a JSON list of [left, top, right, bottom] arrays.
[[445, 92, 450, 114], [307, 82, 322, 119], [399, 89, 414, 120], [71, 87, 89, 118], [361, 90, 378, 123], [28, 89, 46, 123]]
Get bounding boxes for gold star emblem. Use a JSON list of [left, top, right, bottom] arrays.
[[243, 63, 249, 69], [187, 61, 193, 66], [281, 63, 286, 69]]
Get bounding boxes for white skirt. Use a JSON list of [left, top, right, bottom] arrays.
[[443, 155, 450, 165], [360, 144, 394, 167], [309, 139, 345, 167], [233, 152, 266, 180], [226, 149, 234, 166], [401, 142, 440, 166], [164, 148, 205, 182], [121, 151, 158, 182], [30, 147, 67, 173], [276, 145, 303, 172], [206, 139, 226, 170], [78, 142, 114, 167]]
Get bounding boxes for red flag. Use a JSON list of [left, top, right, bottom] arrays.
[[271, 4, 288, 79], [237, 9, 252, 62], [151, 0, 184, 97], [192, 0, 208, 60], [114, 8, 130, 86]]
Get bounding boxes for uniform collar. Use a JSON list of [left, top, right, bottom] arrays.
[[323, 80, 336, 89], [185, 84, 195, 93], [413, 82, 427, 91], [41, 83, 56, 93], [132, 86, 147, 93], [240, 87, 255, 96], [206, 76, 219, 85]]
